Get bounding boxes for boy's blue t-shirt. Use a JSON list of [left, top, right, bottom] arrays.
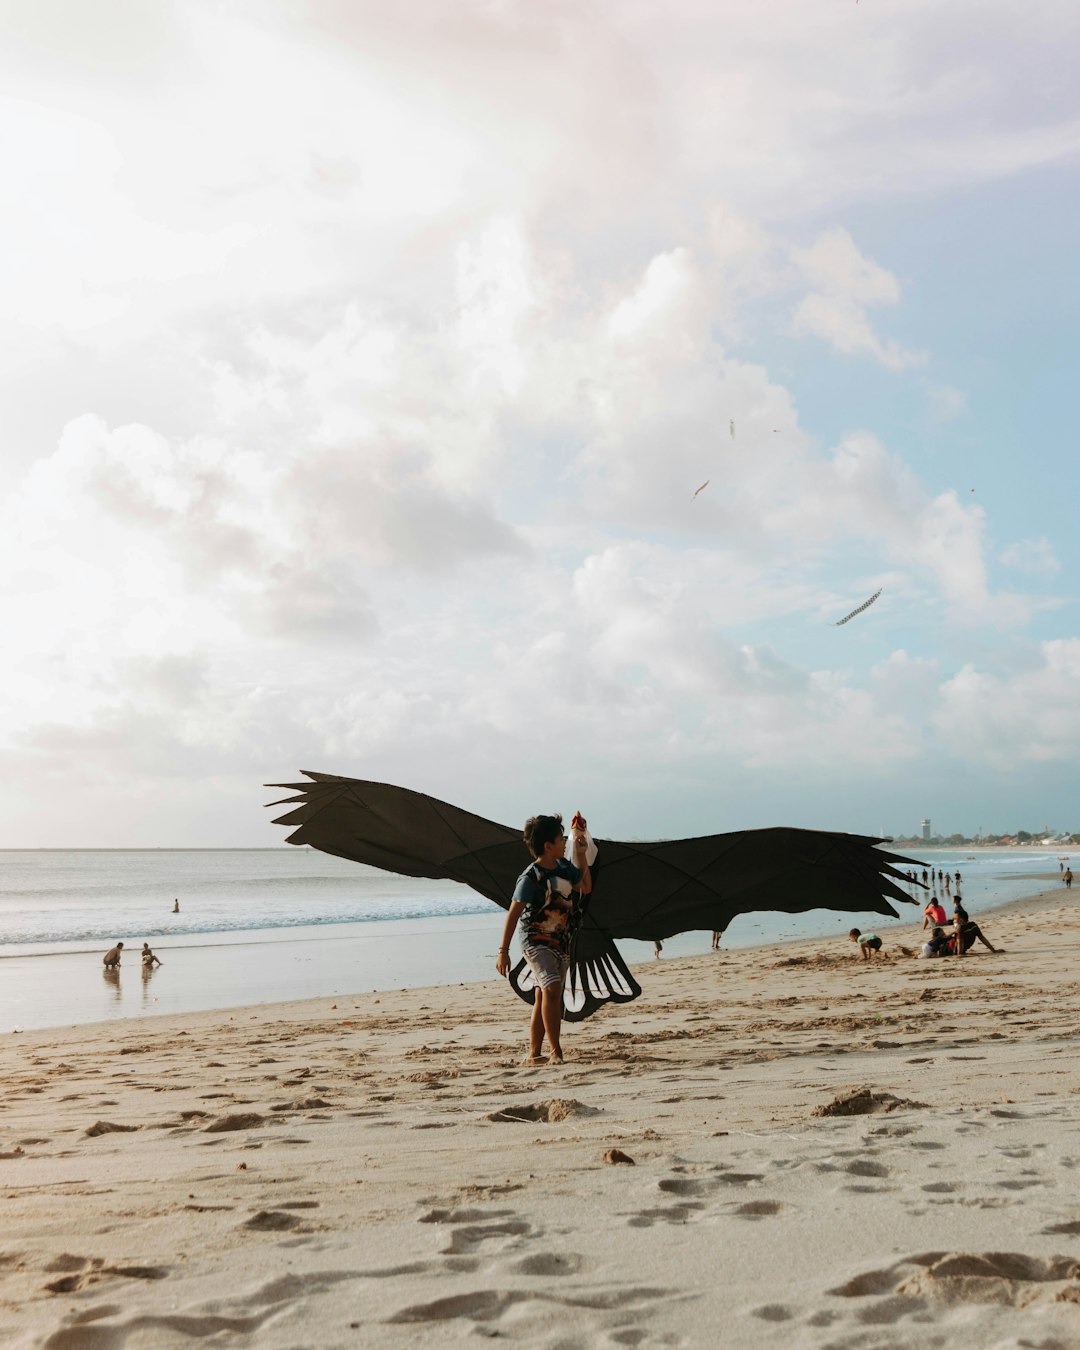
[[512, 858, 582, 954]]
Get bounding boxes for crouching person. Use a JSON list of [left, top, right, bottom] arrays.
[[849, 928, 884, 959]]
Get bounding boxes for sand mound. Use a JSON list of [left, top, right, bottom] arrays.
[[84, 1120, 138, 1137], [204, 1112, 267, 1133], [486, 1098, 597, 1124], [812, 1087, 926, 1117]]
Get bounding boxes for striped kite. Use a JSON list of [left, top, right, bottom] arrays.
[[834, 588, 882, 626]]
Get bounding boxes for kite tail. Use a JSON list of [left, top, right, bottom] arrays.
[[508, 926, 642, 1022]]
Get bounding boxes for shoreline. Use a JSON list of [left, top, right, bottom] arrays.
[[2, 878, 1067, 1041], [2, 888, 1078, 1345]]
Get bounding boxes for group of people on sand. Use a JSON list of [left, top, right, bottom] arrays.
[[849, 890, 1000, 960], [102, 941, 162, 971]]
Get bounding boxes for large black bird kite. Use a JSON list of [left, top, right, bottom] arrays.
[[267, 772, 921, 1021]]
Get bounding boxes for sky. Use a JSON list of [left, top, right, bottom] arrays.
[[2, 0, 1079, 847]]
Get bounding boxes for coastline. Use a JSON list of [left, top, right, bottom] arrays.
[[2, 885, 1079, 1346], [1, 871, 1068, 1035]]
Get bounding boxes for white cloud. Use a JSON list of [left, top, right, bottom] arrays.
[[928, 384, 968, 422], [607, 248, 699, 345], [0, 0, 1076, 842], [933, 641, 1080, 768], [790, 229, 923, 370], [999, 538, 1061, 577]]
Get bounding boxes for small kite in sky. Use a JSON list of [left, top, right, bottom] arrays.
[[692, 479, 710, 499], [729, 419, 735, 440], [834, 588, 882, 626]]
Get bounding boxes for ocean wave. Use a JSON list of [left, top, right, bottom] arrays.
[[0, 873, 441, 901], [0, 900, 494, 948]]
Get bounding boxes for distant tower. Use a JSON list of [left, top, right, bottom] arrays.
[[920, 818, 931, 841]]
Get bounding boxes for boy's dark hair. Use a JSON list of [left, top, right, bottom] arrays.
[[524, 814, 563, 859], [848, 927, 861, 938], [931, 926, 944, 937]]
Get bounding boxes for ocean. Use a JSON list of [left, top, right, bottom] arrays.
[[0, 845, 1068, 1031]]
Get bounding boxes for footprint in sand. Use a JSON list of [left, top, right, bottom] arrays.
[[43, 1258, 169, 1295], [438, 1220, 532, 1255], [386, 1284, 672, 1325], [750, 1303, 794, 1321], [244, 1211, 304, 1232], [505, 1251, 588, 1276], [626, 1202, 704, 1227], [657, 1178, 713, 1197], [734, 1200, 787, 1219]]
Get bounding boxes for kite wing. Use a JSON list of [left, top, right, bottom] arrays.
[[266, 771, 524, 904], [834, 588, 882, 626], [267, 772, 921, 1021]]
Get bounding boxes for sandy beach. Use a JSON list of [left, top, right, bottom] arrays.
[[2, 886, 1079, 1348]]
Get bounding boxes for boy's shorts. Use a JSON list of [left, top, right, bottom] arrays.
[[522, 942, 570, 989]]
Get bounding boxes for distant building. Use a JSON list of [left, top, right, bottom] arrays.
[[920, 818, 931, 841]]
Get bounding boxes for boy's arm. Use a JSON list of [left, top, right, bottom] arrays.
[[570, 837, 592, 895], [496, 901, 525, 976]]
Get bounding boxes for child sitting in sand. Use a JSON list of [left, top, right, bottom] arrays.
[[141, 942, 162, 968], [897, 927, 948, 959], [922, 926, 950, 957], [849, 929, 884, 959]]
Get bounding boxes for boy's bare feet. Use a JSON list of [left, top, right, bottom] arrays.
[[548, 1051, 564, 1065], [520, 1054, 545, 1066]]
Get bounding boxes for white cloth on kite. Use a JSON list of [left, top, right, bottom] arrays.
[[569, 814, 597, 868]]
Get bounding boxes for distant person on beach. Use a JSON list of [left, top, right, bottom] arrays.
[[921, 869, 929, 887], [954, 871, 962, 885], [849, 928, 883, 959], [1064, 869, 1073, 889], [923, 898, 947, 929], [102, 942, 124, 969], [141, 943, 162, 968], [495, 813, 591, 1067], [172, 899, 180, 913], [943, 873, 951, 893], [653, 940, 663, 958], [711, 931, 721, 951]]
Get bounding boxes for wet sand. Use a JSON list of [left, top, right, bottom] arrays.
[[1, 887, 1078, 1347]]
